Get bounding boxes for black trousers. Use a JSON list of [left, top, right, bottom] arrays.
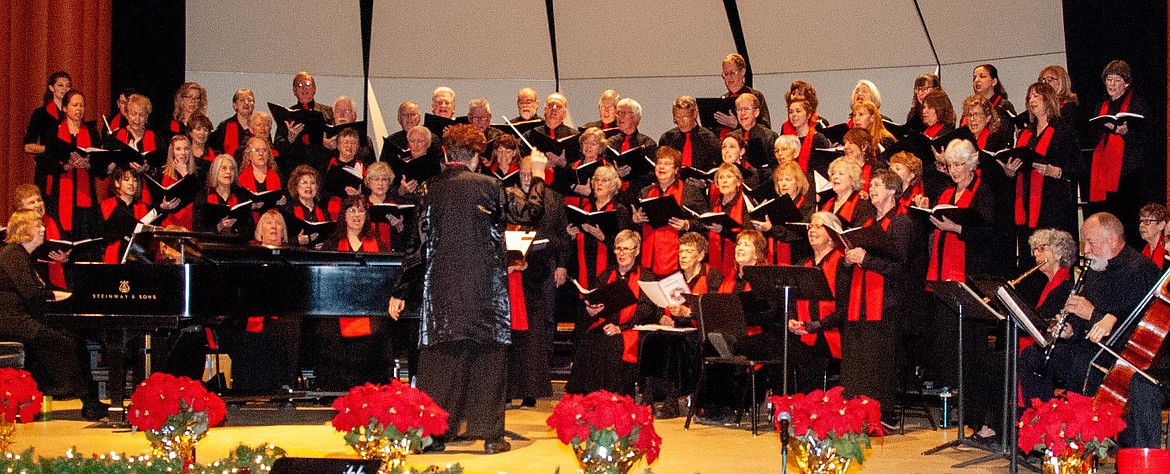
[[417, 340, 508, 441], [1119, 374, 1168, 448]]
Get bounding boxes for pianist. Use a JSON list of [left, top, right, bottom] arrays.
[[0, 209, 108, 420]]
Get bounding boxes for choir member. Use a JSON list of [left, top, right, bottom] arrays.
[[773, 135, 799, 164], [610, 98, 659, 203], [466, 98, 504, 145], [919, 89, 956, 140], [99, 166, 151, 263], [566, 165, 632, 292], [0, 209, 107, 420], [957, 94, 1016, 275], [581, 89, 619, 130], [639, 232, 724, 419], [483, 134, 522, 181], [155, 134, 197, 230], [107, 94, 162, 172], [195, 154, 253, 237], [322, 96, 375, 165], [209, 88, 254, 156], [658, 96, 721, 173], [169, 82, 208, 135], [229, 209, 303, 393], [313, 195, 391, 391], [507, 154, 570, 408], [786, 215, 850, 393], [187, 113, 217, 175], [322, 127, 365, 203], [701, 163, 750, 277], [888, 152, 925, 211], [969, 64, 1016, 143], [381, 101, 420, 157], [1136, 204, 1168, 268], [10, 185, 70, 286], [523, 92, 574, 171], [631, 147, 704, 275], [822, 156, 876, 227], [904, 73, 941, 134], [45, 90, 100, 239], [852, 80, 882, 109], [716, 134, 759, 193], [431, 86, 456, 119], [1003, 82, 1081, 250], [1038, 65, 1080, 127], [282, 165, 328, 249], [750, 161, 815, 265], [840, 128, 880, 194], [886, 152, 932, 370], [564, 128, 609, 205], [713, 53, 771, 131], [516, 87, 541, 122], [851, 100, 895, 153], [389, 126, 441, 198], [23, 71, 72, 195], [276, 71, 333, 148], [237, 136, 283, 206], [565, 229, 652, 397], [1018, 229, 1077, 326], [363, 162, 407, 251], [105, 87, 135, 135], [732, 93, 780, 175], [783, 80, 829, 133], [784, 99, 832, 175], [1087, 60, 1152, 235]]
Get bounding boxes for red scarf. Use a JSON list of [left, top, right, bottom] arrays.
[[897, 183, 923, 214], [1089, 90, 1131, 202], [718, 271, 760, 336], [1143, 237, 1166, 268], [223, 120, 242, 155], [337, 237, 380, 336], [796, 251, 843, 358], [100, 197, 149, 263], [46, 101, 60, 121], [796, 132, 815, 172], [769, 194, 805, 264], [199, 146, 217, 163], [368, 197, 396, 252], [975, 127, 991, 150], [927, 173, 982, 282], [44, 215, 66, 289], [115, 128, 157, 152], [109, 113, 125, 131], [670, 266, 711, 325], [508, 269, 528, 331], [238, 166, 281, 192], [576, 200, 613, 284], [160, 173, 194, 230], [923, 123, 944, 139], [708, 193, 746, 277], [55, 122, 94, 231], [1014, 126, 1055, 228], [847, 215, 891, 321], [641, 181, 684, 274], [821, 192, 860, 224]]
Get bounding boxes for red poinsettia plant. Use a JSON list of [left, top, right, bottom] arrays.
[[768, 386, 886, 463], [0, 367, 43, 423], [126, 372, 227, 440], [1017, 392, 1125, 459], [330, 381, 449, 452], [546, 390, 662, 466]]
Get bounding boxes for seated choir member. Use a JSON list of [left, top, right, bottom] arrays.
[[228, 209, 302, 393], [783, 98, 832, 175], [563, 127, 609, 205], [322, 127, 365, 203], [565, 165, 633, 289], [732, 93, 780, 175], [187, 113, 217, 175], [170, 82, 208, 135], [700, 163, 750, 278], [581, 89, 619, 130], [24, 71, 72, 196], [639, 232, 723, 419], [750, 161, 815, 265], [565, 229, 652, 397], [1137, 203, 1169, 269], [282, 165, 329, 249], [311, 195, 391, 391], [658, 95, 720, 174], [1016, 213, 1162, 448], [821, 156, 876, 227], [904, 73, 941, 134], [363, 161, 408, 251], [0, 209, 108, 420], [100, 166, 154, 263], [631, 147, 705, 275], [609, 98, 658, 203], [714, 53, 771, 132], [195, 154, 253, 237], [46, 89, 101, 240], [208, 88, 254, 156], [913, 139, 998, 430], [785, 214, 850, 394]]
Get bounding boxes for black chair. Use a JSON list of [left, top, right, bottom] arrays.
[[683, 293, 782, 436]]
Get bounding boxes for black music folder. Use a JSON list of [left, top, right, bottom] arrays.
[[423, 113, 469, 138], [606, 145, 654, 176], [1089, 112, 1144, 128], [30, 237, 104, 262], [696, 97, 736, 129], [527, 132, 580, 156], [636, 195, 687, 229], [746, 194, 804, 226], [367, 202, 415, 224], [679, 166, 717, 182], [202, 200, 253, 229], [573, 278, 638, 314], [244, 188, 285, 211], [819, 123, 851, 145], [570, 159, 603, 186], [493, 118, 543, 137], [144, 175, 200, 209], [684, 207, 741, 238], [980, 146, 1049, 167], [908, 204, 984, 227], [565, 206, 619, 237], [281, 212, 335, 247]]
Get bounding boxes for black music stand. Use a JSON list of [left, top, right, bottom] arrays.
[[742, 265, 833, 395], [922, 281, 1005, 466], [991, 282, 1051, 473]]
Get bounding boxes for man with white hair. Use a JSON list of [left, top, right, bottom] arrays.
[[516, 87, 541, 123], [467, 98, 503, 144], [609, 98, 659, 204], [431, 87, 456, 119], [523, 93, 575, 172]]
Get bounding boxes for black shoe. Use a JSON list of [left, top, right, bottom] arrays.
[[484, 438, 511, 454], [520, 397, 536, 408], [81, 401, 110, 421]]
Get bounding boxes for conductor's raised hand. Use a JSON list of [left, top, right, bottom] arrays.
[[529, 149, 548, 181]]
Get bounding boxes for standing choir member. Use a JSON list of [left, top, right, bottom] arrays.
[[631, 148, 704, 276], [515, 87, 542, 123], [750, 161, 815, 265], [237, 136, 283, 195], [904, 73, 941, 134], [466, 98, 504, 146], [187, 113, 217, 175], [969, 64, 1016, 143], [99, 167, 153, 263], [782, 80, 828, 133], [609, 99, 659, 204], [322, 96, 375, 165], [282, 165, 329, 249], [10, 185, 70, 286], [566, 165, 632, 291], [523, 93, 575, 181], [322, 128, 365, 204], [209, 88, 255, 156], [581, 90, 619, 130], [732, 94, 780, 176], [919, 90, 956, 140], [154, 135, 197, 230], [658, 96, 721, 173], [24, 71, 72, 196], [565, 230, 651, 398], [195, 154, 253, 237], [45, 90, 100, 239], [364, 162, 407, 251], [821, 157, 876, 227], [701, 164, 750, 277], [1087, 60, 1152, 236], [787, 216, 850, 394], [713, 53, 771, 133], [507, 155, 571, 408], [851, 101, 895, 154], [389, 125, 550, 454], [381, 101, 421, 157], [784, 99, 832, 175], [1038, 66, 1081, 132], [564, 128, 610, 206], [169, 82, 207, 135]]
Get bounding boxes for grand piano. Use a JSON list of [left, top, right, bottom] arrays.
[[44, 232, 405, 422]]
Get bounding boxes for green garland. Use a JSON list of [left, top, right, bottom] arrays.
[[0, 444, 463, 474]]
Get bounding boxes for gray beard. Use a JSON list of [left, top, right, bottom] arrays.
[[1087, 255, 1108, 272]]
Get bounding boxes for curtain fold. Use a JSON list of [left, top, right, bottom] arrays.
[[2, 0, 111, 213]]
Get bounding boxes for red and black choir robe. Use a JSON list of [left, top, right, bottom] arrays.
[[238, 165, 282, 223], [795, 251, 845, 359], [157, 172, 195, 230], [210, 116, 249, 156], [335, 236, 381, 337], [1089, 90, 1145, 202], [1142, 237, 1166, 269], [639, 179, 702, 275], [926, 171, 996, 282], [820, 191, 876, 228], [1013, 120, 1079, 235], [49, 121, 99, 234], [100, 196, 150, 263], [707, 192, 748, 278], [572, 199, 627, 285]]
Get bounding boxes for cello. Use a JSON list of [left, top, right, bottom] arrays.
[[1089, 268, 1170, 408]]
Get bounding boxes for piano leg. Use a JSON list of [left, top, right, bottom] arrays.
[[93, 327, 133, 428]]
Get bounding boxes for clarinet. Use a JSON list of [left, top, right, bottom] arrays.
[[1041, 257, 1092, 369]]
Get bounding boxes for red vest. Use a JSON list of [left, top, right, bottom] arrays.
[[796, 251, 843, 358]]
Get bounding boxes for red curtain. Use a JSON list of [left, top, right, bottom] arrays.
[[2, 0, 111, 214]]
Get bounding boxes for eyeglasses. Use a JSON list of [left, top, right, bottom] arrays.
[[914, 86, 934, 92], [1040, 76, 1060, 84], [294, 81, 313, 88], [614, 246, 638, 254], [183, 94, 200, 101], [345, 207, 366, 214], [616, 110, 636, 117], [1031, 244, 1049, 253], [246, 147, 270, 154], [298, 179, 316, 185], [545, 102, 565, 110], [736, 106, 757, 112], [1139, 219, 1163, 225]]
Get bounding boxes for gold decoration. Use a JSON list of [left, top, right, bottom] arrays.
[[573, 443, 645, 474], [147, 426, 202, 469], [788, 435, 854, 474], [0, 414, 14, 453], [1042, 448, 1097, 474], [351, 436, 411, 473]]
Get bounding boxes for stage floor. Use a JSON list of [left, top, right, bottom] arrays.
[[11, 398, 1118, 474]]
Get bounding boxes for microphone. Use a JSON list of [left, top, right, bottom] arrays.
[[778, 411, 792, 446]]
